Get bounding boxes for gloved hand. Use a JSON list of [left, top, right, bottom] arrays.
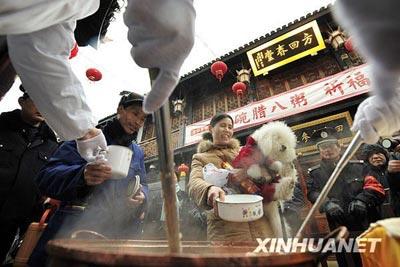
[[324, 201, 345, 224], [77, 130, 107, 162], [124, 0, 196, 113], [351, 95, 400, 144], [348, 199, 367, 217], [334, 0, 400, 143]]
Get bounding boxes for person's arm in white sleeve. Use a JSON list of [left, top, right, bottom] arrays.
[[334, 0, 400, 143], [123, 0, 196, 113], [0, 0, 99, 35], [7, 21, 107, 161], [7, 21, 95, 141]]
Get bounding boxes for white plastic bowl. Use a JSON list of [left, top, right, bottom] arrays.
[[215, 194, 264, 222]]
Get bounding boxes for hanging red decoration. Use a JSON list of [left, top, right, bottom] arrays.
[[69, 42, 79, 59], [344, 37, 353, 52], [210, 61, 228, 81], [178, 163, 189, 177], [86, 68, 102, 81], [232, 82, 247, 97]]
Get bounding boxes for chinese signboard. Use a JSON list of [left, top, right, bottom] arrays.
[[184, 64, 371, 146], [247, 20, 326, 76], [291, 112, 354, 154]]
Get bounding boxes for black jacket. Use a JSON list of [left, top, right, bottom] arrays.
[[362, 163, 389, 189], [0, 109, 58, 224]]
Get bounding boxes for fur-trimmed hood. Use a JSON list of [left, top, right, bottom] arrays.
[[197, 138, 241, 153]]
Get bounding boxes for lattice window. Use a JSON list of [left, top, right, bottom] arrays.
[[203, 97, 214, 119], [215, 93, 226, 114], [142, 141, 157, 158], [239, 91, 249, 107], [226, 91, 239, 111], [287, 72, 304, 89], [192, 101, 203, 123], [303, 68, 321, 83], [320, 56, 341, 77], [270, 75, 286, 95], [171, 131, 179, 149], [255, 79, 271, 100], [171, 115, 180, 130], [142, 121, 154, 140]]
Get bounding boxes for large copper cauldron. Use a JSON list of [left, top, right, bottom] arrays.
[[46, 227, 347, 267]]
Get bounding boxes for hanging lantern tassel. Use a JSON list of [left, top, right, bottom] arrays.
[[210, 61, 228, 82], [232, 81, 247, 97], [86, 68, 102, 82]]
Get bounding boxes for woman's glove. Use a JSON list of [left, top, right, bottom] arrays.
[[124, 0, 195, 113]]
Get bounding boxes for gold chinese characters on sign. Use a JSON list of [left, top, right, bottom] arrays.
[[291, 111, 353, 154], [247, 20, 326, 76]]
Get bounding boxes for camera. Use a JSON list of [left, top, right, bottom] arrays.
[[381, 138, 400, 150]]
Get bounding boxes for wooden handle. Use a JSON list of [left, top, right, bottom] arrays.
[[149, 68, 182, 253]]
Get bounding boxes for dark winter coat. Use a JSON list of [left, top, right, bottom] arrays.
[[0, 109, 58, 225], [307, 159, 385, 229], [28, 119, 148, 267], [34, 119, 148, 233]]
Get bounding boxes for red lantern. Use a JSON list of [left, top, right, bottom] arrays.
[[178, 163, 189, 177], [232, 82, 247, 97], [86, 68, 102, 81], [210, 61, 228, 81], [69, 42, 79, 59], [344, 37, 353, 52]]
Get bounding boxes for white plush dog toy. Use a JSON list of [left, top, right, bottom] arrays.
[[232, 121, 298, 237]]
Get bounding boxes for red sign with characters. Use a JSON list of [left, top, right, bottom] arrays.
[[185, 64, 371, 146]]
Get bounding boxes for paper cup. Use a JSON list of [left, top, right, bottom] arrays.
[[105, 145, 133, 179]]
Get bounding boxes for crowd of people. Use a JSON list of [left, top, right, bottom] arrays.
[[2, 95, 400, 265]]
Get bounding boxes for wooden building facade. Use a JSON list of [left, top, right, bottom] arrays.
[[140, 6, 366, 178]]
